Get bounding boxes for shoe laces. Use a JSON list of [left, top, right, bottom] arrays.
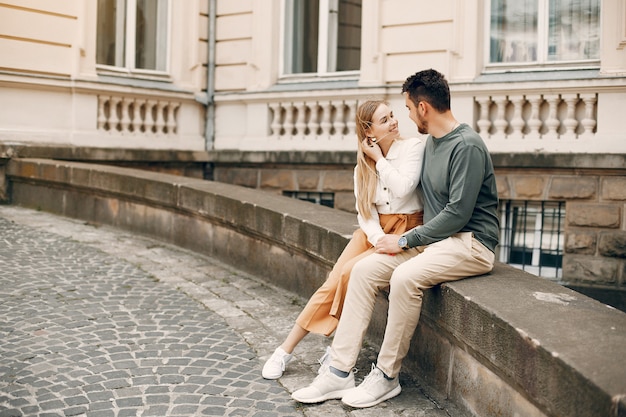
[[270, 350, 289, 372], [318, 346, 331, 367], [361, 364, 385, 388]]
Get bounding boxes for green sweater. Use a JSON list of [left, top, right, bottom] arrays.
[[405, 124, 500, 253]]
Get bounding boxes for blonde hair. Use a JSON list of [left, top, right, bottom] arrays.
[[355, 100, 386, 219]]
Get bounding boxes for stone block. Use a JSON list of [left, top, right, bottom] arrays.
[[565, 232, 597, 254], [563, 256, 619, 285], [333, 191, 356, 214], [601, 177, 626, 201], [214, 167, 258, 188], [322, 170, 353, 191], [260, 169, 295, 190], [549, 176, 597, 199], [598, 231, 626, 258], [295, 170, 321, 190], [512, 176, 546, 199], [496, 175, 511, 199], [567, 203, 621, 228]]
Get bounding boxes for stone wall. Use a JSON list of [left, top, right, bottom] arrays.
[[4, 157, 626, 417], [1, 145, 624, 309], [207, 151, 626, 310]]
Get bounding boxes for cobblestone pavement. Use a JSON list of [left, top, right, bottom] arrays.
[[0, 206, 453, 417]]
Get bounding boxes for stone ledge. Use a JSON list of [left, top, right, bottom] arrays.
[[5, 158, 626, 417], [2, 144, 625, 171]]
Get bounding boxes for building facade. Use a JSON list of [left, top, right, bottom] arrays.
[[1, 0, 625, 306]]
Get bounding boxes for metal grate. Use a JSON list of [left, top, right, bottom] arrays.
[[283, 191, 335, 208], [498, 200, 565, 279]]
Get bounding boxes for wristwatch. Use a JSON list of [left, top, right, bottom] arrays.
[[397, 236, 409, 250]]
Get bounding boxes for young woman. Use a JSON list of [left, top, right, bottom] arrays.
[[262, 100, 425, 379]]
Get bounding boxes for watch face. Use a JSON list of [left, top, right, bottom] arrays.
[[398, 236, 407, 247]]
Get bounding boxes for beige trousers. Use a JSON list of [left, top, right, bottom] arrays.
[[330, 232, 495, 378]]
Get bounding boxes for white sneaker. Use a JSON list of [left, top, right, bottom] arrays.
[[317, 346, 332, 374], [291, 365, 355, 403], [262, 347, 292, 379], [341, 364, 401, 408]]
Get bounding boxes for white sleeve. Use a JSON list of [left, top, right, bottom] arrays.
[[354, 166, 384, 246], [376, 139, 425, 197]]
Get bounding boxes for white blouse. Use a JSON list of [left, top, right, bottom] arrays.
[[355, 137, 425, 246]]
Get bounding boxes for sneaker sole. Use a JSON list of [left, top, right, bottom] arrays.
[[291, 388, 352, 404], [341, 384, 402, 408]]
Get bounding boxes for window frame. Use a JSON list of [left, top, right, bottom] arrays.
[[483, 0, 601, 73], [279, 0, 361, 83], [96, 0, 172, 79], [498, 200, 565, 280]]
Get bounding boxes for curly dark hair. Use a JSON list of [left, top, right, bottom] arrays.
[[401, 69, 451, 113]]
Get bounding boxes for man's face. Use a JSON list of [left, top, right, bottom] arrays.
[[404, 93, 427, 135]]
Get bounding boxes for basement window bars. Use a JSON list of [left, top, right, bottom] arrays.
[[283, 191, 335, 208], [498, 200, 565, 279]]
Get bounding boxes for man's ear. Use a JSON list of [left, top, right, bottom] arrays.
[[418, 100, 428, 116]]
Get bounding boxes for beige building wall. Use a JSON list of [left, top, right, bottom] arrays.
[[0, 0, 208, 150], [211, 0, 626, 154]]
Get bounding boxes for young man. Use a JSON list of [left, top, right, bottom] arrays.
[[291, 68, 500, 408]]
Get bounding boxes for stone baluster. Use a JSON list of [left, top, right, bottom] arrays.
[[138, 99, 148, 133], [120, 97, 131, 133], [345, 101, 356, 137], [543, 94, 560, 139], [579, 93, 597, 138], [97, 96, 108, 131], [339, 102, 351, 136], [165, 102, 178, 134], [154, 101, 165, 134], [269, 102, 282, 136], [476, 97, 492, 138], [509, 95, 525, 139], [526, 95, 542, 138], [295, 101, 308, 136], [310, 103, 322, 135], [283, 103, 295, 136], [320, 101, 333, 136], [561, 94, 579, 139], [110, 96, 122, 132], [492, 96, 508, 137], [145, 100, 157, 133], [131, 99, 143, 133]]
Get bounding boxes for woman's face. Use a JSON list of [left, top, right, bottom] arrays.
[[367, 103, 400, 145]]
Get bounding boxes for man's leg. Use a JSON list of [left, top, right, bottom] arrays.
[[291, 249, 417, 403], [377, 232, 495, 378], [329, 249, 417, 373]]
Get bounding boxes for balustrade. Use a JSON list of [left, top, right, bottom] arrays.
[[268, 99, 358, 139], [474, 93, 597, 140], [97, 95, 181, 135]]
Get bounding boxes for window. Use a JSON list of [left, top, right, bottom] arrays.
[[96, 0, 169, 73], [489, 0, 600, 67], [282, 0, 362, 77], [498, 200, 565, 279], [283, 191, 335, 208]]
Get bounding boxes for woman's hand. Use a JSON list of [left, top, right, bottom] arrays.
[[362, 138, 383, 162]]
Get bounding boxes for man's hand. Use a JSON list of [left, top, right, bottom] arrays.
[[375, 234, 403, 254]]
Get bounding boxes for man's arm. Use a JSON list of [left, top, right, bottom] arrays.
[[376, 144, 486, 253]]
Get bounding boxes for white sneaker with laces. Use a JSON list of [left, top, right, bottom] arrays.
[[291, 365, 355, 403], [341, 364, 401, 408], [262, 347, 292, 379], [317, 346, 332, 374]]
